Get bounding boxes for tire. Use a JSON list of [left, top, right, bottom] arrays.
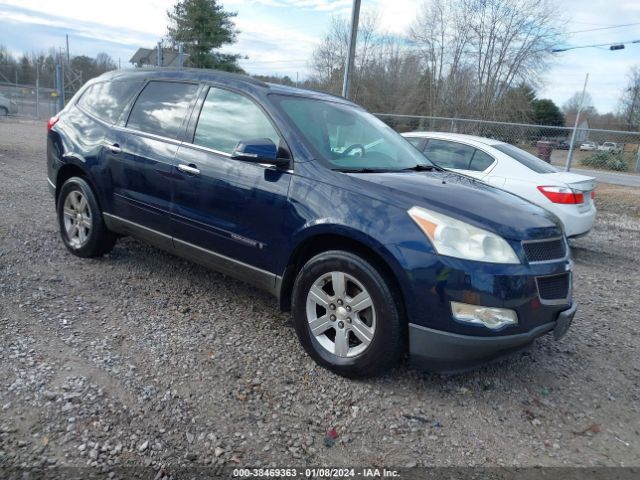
[[0, 107, 8, 117], [292, 250, 404, 377], [57, 176, 116, 257]]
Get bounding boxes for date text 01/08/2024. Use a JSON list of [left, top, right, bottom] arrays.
[[232, 468, 401, 478]]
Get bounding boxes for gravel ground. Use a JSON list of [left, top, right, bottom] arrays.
[[1, 118, 639, 474]]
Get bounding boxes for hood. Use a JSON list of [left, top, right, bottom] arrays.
[[347, 170, 562, 240]]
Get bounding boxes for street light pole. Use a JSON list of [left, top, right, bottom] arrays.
[[341, 0, 361, 99], [565, 73, 589, 172]]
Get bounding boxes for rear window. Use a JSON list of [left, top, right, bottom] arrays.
[[78, 80, 143, 124], [423, 139, 475, 169], [469, 149, 495, 171], [493, 143, 558, 174], [126, 81, 199, 139]]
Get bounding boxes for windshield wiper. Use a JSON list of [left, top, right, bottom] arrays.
[[334, 167, 386, 173], [400, 164, 444, 172]]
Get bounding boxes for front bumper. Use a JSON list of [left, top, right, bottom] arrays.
[[409, 301, 576, 373]]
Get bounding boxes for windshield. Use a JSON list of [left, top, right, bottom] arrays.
[[272, 95, 432, 171], [493, 143, 558, 174]]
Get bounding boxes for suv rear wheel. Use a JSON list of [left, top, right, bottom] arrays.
[[57, 176, 116, 257], [292, 250, 403, 377]]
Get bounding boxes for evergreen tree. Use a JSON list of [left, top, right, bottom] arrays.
[[167, 0, 242, 72], [531, 99, 565, 126]]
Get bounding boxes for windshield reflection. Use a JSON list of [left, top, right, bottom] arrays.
[[272, 95, 433, 171]]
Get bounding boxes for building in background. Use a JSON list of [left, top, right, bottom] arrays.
[[565, 114, 590, 143], [130, 47, 190, 68]]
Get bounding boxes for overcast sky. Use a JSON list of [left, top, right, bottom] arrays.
[[1, 0, 639, 114]]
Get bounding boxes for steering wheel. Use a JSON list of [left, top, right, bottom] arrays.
[[342, 144, 366, 158]]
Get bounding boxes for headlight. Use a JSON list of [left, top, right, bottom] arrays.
[[408, 206, 520, 264]]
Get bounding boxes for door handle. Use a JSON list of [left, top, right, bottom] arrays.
[[105, 143, 121, 154], [177, 164, 200, 175]]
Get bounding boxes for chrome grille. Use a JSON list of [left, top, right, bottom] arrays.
[[523, 238, 567, 263]]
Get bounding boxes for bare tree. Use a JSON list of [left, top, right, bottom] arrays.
[[410, 0, 473, 117], [309, 0, 563, 121], [562, 91, 596, 116], [467, 0, 560, 117], [309, 12, 380, 99], [618, 65, 640, 130]]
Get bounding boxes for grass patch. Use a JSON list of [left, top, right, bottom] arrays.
[[581, 151, 629, 171]]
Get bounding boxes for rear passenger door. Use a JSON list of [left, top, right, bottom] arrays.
[[106, 80, 200, 239], [171, 86, 292, 288], [422, 139, 495, 179]]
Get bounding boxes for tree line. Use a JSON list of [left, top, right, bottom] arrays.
[[2, 0, 639, 131], [0, 45, 116, 92]]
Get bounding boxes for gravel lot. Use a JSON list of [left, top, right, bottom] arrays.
[[1, 118, 639, 474]]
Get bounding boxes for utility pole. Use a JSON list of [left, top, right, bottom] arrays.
[[565, 73, 589, 172], [36, 62, 40, 118], [627, 85, 639, 129], [341, 0, 361, 99], [178, 43, 184, 68]]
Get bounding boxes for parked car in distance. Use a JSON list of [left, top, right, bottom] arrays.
[[402, 132, 596, 238], [0, 94, 18, 116], [579, 141, 597, 151], [597, 141, 622, 153], [47, 69, 576, 377], [555, 140, 571, 150]]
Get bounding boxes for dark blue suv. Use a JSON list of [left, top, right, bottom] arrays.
[[47, 69, 576, 376]]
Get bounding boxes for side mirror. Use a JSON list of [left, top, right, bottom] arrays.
[[231, 138, 289, 167]]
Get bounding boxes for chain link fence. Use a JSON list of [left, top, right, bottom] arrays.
[[3, 80, 640, 172], [0, 82, 58, 119], [376, 113, 640, 172]]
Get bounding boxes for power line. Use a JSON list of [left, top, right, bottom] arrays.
[[565, 22, 640, 35], [552, 39, 640, 53]]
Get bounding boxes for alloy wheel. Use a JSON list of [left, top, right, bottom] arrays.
[[305, 271, 376, 358], [62, 190, 92, 249]]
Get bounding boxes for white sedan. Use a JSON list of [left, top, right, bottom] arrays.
[[579, 141, 597, 151], [402, 132, 596, 238]]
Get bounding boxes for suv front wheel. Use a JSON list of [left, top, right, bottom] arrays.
[[57, 176, 116, 257], [292, 250, 404, 377]]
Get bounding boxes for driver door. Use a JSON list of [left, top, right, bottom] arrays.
[[171, 86, 292, 284]]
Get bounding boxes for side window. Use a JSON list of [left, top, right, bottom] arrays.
[[78, 80, 143, 124], [423, 139, 475, 169], [126, 81, 198, 139], [193, 87, 280, 154], [469, 149, 494, 172], [405, 137, 425, 150]]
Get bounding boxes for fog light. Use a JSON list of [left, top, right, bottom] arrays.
[[451, 302, 518, 330]]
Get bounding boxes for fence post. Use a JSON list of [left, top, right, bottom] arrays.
[[35, 63, 40, 119], [635, 145, 640, 172], [55, 64, 64, 113]]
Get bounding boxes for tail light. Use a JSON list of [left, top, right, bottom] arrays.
[[590, 190, 596, 200], [47, 116, 59, 131], [537, 186, 584, 204]]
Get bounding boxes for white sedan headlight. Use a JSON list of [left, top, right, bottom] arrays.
[[408, 206, 520, 264]]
